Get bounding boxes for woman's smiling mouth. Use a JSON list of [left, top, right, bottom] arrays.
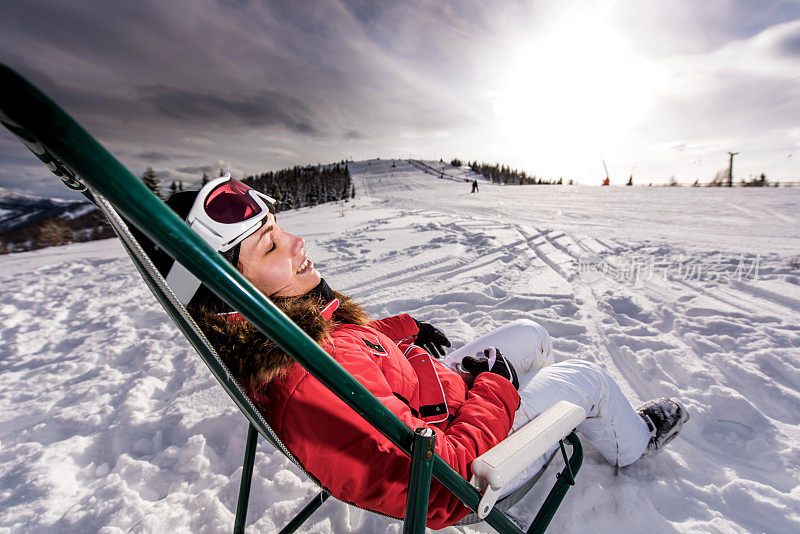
[[296, 257, 312, 274]]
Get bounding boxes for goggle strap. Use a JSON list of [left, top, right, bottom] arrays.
[[188, 218, 225, 246], [218, 218, 267, 252], [165, 220, 226, 305], [253, 189, 277, 207], [165, 261, 202, 305]]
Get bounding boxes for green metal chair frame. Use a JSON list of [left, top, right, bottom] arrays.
[[0, 63, 582, 533]]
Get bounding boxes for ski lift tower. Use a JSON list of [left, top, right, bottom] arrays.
[[727, 151, 738, 187]]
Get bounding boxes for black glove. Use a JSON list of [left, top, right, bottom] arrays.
[[459, 347, 519, 389], [412, 319, 451, 358]]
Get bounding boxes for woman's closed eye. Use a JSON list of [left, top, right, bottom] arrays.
[[258, 222, 275, 253]]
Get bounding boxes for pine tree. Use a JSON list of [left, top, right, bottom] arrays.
[[237, 160, 354, 212], [35, 218, 72, 248], [170, 181, 178, 196], [201, 172, 209, 185], [141, 167, 161, 198]]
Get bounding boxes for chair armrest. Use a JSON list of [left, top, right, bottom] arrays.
[[470, 400, 586, 518]]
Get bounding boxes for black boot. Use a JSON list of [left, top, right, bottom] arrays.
[[637, 398, 689, 455]]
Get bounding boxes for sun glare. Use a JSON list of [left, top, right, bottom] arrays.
[[490, 16, 656, 179]]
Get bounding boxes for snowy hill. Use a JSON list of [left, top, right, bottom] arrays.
[[1, 160, 800, 533], [0, 186, 93, 233], [0, 187, 108, 253]]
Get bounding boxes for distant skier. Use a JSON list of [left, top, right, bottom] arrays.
[[471, 179, 479, 193]]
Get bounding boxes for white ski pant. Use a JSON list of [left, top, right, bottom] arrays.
[[441, 319, 651, 496]]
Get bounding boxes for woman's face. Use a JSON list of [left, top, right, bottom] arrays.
[[237, 212, 321, 297]]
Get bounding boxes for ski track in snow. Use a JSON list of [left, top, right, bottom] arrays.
[[1, 158, 800, 533]]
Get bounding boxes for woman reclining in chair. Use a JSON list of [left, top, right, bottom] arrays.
[[143, 175, 689, 529]]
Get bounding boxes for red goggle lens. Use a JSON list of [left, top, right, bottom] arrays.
[[203, 179, 262, 223]]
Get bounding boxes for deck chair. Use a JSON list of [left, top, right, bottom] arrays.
[[0, 63, 585, 533]]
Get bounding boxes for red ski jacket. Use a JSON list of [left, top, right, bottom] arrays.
[[262, 313, 519, 528]]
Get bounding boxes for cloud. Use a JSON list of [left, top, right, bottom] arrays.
[[609, 0, 800, 57], [646, 18, 800, 133], [618, 17, 800, 179], [776, 20, 800, 56], [174, 165, 215, 175], [344, 130, 365, 140], [138, 85, 319, 134], [1, 0, 799, 193], [173, 160, 247, 178], [133, 151, 180, 162], [779, 33, 800, 55], [0, 2, 477, 165], [0, 130, 84, 199]]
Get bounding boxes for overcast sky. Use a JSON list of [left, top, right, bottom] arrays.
[[1, 0, 799, 198]]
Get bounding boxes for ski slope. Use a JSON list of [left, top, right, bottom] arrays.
[[1, 159, 799, 533]]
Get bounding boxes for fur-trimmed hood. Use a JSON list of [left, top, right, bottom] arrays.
[[193, 293, 369, 392]]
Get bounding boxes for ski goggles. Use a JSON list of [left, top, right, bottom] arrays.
[[166, 173, 277, 304]]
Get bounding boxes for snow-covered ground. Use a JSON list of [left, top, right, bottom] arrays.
[[1, 159, 799, 533]]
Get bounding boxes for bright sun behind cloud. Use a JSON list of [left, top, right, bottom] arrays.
[[489, 13, 659, 180]]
